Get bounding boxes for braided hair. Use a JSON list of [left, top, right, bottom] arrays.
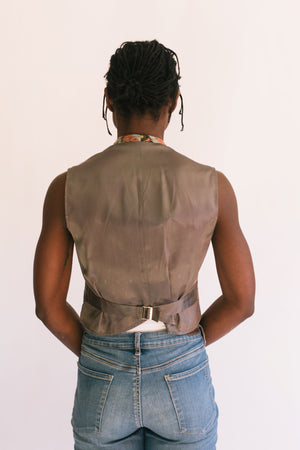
[[103, 40, 184, 135]]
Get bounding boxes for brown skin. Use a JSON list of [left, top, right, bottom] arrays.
[[33, 173, 84, 356], [33, 90, 255, 356], [201, 172, 255, 345]]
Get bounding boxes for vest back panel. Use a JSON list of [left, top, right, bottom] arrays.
[[65, 141, 218, 334]]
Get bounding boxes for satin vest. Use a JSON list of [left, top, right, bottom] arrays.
[[65, 141, 218, 335]]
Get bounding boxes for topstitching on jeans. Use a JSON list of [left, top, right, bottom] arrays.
[[134, 332, 143, 427], [82, 334, 203, 348], [140, 335, 204, 349], [77, 362, 114, 381], [81, 342, 206, 373], [141, 345, 206, 373], [81, 348, 137, 371], [82, 337, 135, 350], [164, 358, 209, 381]]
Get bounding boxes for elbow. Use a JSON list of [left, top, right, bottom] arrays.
[[243, 302, 255, 318], [35, 305, 46, 322], [235, 281, 256, 319], [35, 300, 66, 325], [35, 302, 53, 323], [225, 292, 255, 319], [240, 294, 255, 319]]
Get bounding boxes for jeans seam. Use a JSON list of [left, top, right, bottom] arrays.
[[142, 345, 205, 373], [134, 333, 143, 428], [81, 345, 205, 373], [78, 363, 114, 381], [83, 336, 203, 350], [81, 349, 136, 371], [140, 338, 203, 349], [97, 376, 113, 433], [164, 376, 183, 432], [165, 360, 208, 381]]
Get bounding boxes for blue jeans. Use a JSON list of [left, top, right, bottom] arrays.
[[72, 325, 219, 449]]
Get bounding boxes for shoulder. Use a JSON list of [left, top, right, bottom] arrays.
[[46, 172, 67, 201], [216, 170, 235, 192], [216, 171, 238, 206], [164, 145, 218, 178], [48, 171, 67, 188], [165, 145, 212, 167], [42, 172, 68, 227], [67, 146, 116, 173], [215, 170, 240, 228]]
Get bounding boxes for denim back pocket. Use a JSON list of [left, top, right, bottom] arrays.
[[164, 358, 218, 435], [71, 362, 114, 435]]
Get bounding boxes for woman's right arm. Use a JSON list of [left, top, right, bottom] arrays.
[[199, 171, 255, 346], [33, 173, 84, 356]]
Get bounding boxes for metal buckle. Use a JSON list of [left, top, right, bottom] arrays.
[[141, 305, 153, 320]]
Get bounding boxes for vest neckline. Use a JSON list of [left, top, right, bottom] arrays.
[[114, 134, 166, 146]]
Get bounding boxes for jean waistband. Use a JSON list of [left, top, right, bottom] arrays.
[[82, 324, 204, 348]]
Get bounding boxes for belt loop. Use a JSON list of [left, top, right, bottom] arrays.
[[198, 323, 207, 346], [135, 332, 141, 356]]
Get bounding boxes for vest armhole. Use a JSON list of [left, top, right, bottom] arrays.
[[214, 167, 219, 221], [64, 168, 72, 235], [211, 167, 219, 235]]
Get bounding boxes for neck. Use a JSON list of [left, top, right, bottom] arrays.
[[114, 108, 169, 140]]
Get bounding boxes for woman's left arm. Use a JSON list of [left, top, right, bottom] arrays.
[[33, 172, 84, 357]]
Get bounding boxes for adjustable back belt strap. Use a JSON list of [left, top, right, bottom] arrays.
[[84, 283, 199, 323]]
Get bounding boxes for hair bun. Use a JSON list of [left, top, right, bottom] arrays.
[[128, 78, 140, 88], [127, 78, 143, 98], [105, 40, 182, 125]]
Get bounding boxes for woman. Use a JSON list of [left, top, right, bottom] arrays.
[[33, 40, 255, 449]]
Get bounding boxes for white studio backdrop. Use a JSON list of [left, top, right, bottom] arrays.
[[1, 1, 299, 449]]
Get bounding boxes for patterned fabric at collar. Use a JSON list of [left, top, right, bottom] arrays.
[[114, 134, 166, 145]]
